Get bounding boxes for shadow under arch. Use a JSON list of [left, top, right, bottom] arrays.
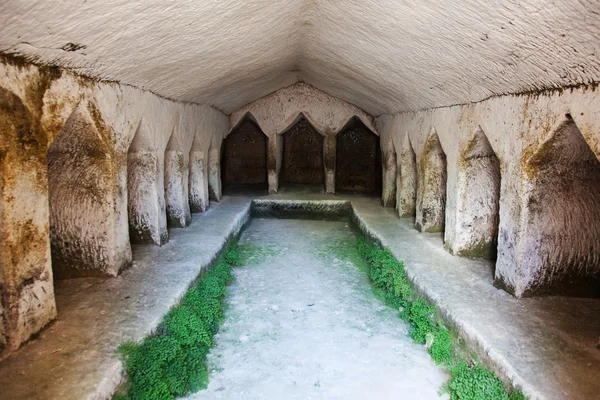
[[222, 113, 269, 194], [335, 116, 382, 195], [278, 113, 326, 191]]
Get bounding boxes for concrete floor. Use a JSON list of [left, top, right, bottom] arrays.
[[190, 218, 447, 400], [0, 191, 598, 400]]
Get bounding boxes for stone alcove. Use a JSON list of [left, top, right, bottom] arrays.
[[279, 115, 325, 190], [335, 117, 382, 194], [222, 116, 268, 192], [397, 134, 418, 218]]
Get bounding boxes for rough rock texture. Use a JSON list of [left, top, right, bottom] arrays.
[[449, 128, 501, 259], [189, 138, 209, 213], [519, 118, 600, 296], [397, 134, 417, 218], [2, 2, 600, 114], [335, 118, 382, 193], [381, 138, 397, 207], [415, 131, 447, 232], [165, 130, 192, 228], [376, 83, 600, 297], [0, 60, 227, 358], [229, 83, 377, 193], [127, 119, 166, 245], [48, 102, 131, 278], [281, 117, 325, 187], [222, 118, 268, 188], [208, 136, 222, 202]]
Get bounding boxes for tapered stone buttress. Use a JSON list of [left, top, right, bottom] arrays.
[[189, 146, 210, 213], [127, 119, 168, 245], [164, 131, 191, 227]]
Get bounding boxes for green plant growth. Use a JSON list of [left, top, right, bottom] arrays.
[[237, 243, 281, 266], [354, 236, 526, 400], [116, 244, 240, 400]]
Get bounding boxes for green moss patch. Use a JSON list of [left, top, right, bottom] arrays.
[[352, 235, 526, 400], [115, 244, 240, 400]]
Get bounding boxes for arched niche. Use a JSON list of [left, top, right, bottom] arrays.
[[127, 119, 168, 245], [279, 115, 325, 190], [222, 116, 268, 193], [164, 129, 191, 228], [47, 103, 131, 278], [516, 116, 600, 297], [453, 128, 500, 259], [415, 130, 446, 233], [335, 117, 382, 194], [397, 134, 417, 218]]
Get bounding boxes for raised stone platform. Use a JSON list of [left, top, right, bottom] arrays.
[[0, 192, 598, 400]]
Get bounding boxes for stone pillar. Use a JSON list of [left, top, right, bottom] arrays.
[[189, 149, 209, 213], [415, 131, 447, 232], [267, 135, 280, 193], [324, 133, 336, 194], [495, 118, 600, 297], [208, 146, 222, 201], [381, 143, 397, 207], [48, 103, 132, 278], [397, 135, 417, 217], [446, 129, 500, 259], [0, 86, 56, 355], [127, 121, 168, 245], [164, 132, 191, 228]]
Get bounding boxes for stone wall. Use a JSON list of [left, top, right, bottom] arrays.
[[0, 58, 227, 357], [376, 84, 600, 297], [229, 83, 377, 194]]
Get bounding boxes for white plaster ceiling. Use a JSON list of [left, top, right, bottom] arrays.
[[2, 0, 599, 115]]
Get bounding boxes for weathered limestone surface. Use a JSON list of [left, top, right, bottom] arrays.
[[449, 128, 501, 259], [2, 2, 599, 115], [396, 134, 417, 218], [48, 102, 131, 278], [165, 131, 191, 228], [381, 139, 397, 207], [377, 84, 600, 297], [414, 130, 447, 232], [1, 194, 598, 400], [0, 60, 227, 357], [0, 197, 250, 400], [229, 84, 377, 193]]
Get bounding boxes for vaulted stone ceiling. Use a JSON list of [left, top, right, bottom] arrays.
[[2, 0, 599, 115]]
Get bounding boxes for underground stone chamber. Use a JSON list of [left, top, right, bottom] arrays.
[[222, 116, 268, 193], [335, 117, 382, 194], [2, 3, 600, 397], [279, 115, 326, 191]]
